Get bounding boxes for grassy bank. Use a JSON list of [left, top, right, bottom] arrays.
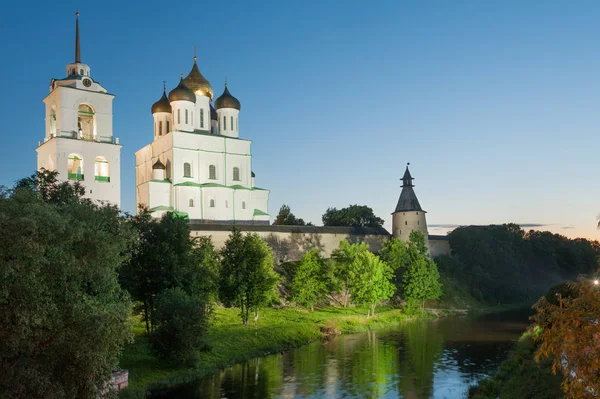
[[119, 306, 429, 398], [469, 331, 562, 399]]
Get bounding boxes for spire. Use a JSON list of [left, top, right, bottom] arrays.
[[75, 10, 81, 63], [394, 163, 423, 212]]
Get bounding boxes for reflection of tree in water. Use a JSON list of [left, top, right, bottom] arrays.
[[397, 320, 444, 399]]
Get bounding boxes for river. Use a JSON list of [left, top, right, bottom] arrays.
[[161, 309, 531, 399]]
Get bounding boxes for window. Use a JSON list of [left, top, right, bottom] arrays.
[[67, 153, 84, 180], [233, 167, 240, 181], [189, 198, 194, 207], [418, 221, 420, 225], [154, 121, 156, 136], [159, 121, 163, 136], [167, 121, 170, 133], [94, 156, 110, 182], [209, 198, 215, 208], [223, 116, 227, 130], [200, 109, 204, 128], [225, 200, 229, 208], [185, 109, 188, 124], [236, 117, 238, 131], [191, 111, 193, 125], [405, 221, 407, 225], [80, 69, 84, 75], [231, 116, 233, 131], [177, 109, 180, 124], [242, 201, 246, 210], [77, 104, 95, 139], [209, 164, 216, 180], [416, 212, 419, 215], [183, 162, 192, 177]]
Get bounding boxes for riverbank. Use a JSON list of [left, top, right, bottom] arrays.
[[118, 306, 434, 398]]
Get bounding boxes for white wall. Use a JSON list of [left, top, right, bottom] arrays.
[[392, 210, 429, 243], [217, 108, 240, 138]]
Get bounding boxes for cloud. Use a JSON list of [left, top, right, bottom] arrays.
[[562, 225, 575, 230]]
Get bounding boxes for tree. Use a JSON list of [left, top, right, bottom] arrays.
[[349, 250, 396, 317], [531, 280, 600, 398], [0, 170, 133, 398], [219, 230, 279, 325], [291, 249, 329, 310], [273, 204, 308, 226], [402, 231, 443, 309], [322, 204, 384, 227], [331, 240, 364, 307], [379, 237, 410, 286], [149, 288, 211, 366]]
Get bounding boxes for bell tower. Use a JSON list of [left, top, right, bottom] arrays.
[[392, 163, 429, 243], [36, 12, 122, 207]]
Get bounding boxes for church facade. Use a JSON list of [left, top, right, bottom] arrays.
[[37, 13, 121, 206], [134, 59, 270, 223]]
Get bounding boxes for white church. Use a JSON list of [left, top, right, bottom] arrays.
[[36, 13, 450, 258], [134, 59, 270, 224]]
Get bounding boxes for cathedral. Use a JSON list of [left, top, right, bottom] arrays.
[[134, 59, 270, 223]]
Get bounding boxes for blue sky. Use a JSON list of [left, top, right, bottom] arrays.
[[1, 0, 599, 239]]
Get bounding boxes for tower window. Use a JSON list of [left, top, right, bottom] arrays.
[[67, 153, 84, 180], [416, 212, 419, 215], [223, 116, 227, 130], [418, 221, 420, 225], [236, 117, 238, 131], [209, 198, 215, 208], [183, 162, 192, 177], [167, 121, 170, 133], [189, 198, 194, 207], [177, 109, 180, 124], [185, 109, 188, 124], [405, 221, 407, 225], [231, 116, 233, 131], [242, 201, 246, 210], [209, 165, 216, 180], [77, 104, 95, 139], [159, 121, 163, 136], [94, 156, 110, 182], [225, 200, 229, 208], [200, 109, 204, 128], [191, 111, 193, 125], [233, 167, 240, 181]]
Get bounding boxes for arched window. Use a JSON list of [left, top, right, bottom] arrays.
[[231, 116, 233, 131], [80, 69, 84, 75], [236, 117, 238, 132], [191, 111, 193, 126], [177, 109, 180, 124], [405, 221, 407, 226], [94, 156, 110, 182], [159, 121, 163, 136], [223, 116, 227, 130], [200, 109, 204, 128], [167, 121, 170, 133], [67, 153, 84, 180], [185, 109, 188, 124], [77, 104, 95, 139], [233, 167, 240, 181], [183, 162, 192, 177], [209, 198, 215, 208], [242, 201, 246, 210], [209, 165, 216, 180], [189, 198, 194, 207]]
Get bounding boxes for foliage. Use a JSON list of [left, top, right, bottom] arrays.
[[470, 332, 562, 399], [291, 249, 329, 310], [331, 240, 364, 307], [531, 280, 600, 398], [0, 170, 133, 398], [322, 204, 384, 227], [273, 204, 309, 225], [445, 224, 600, 304], [219, 230, 279, 325], [149, 288, 212, 366], [379, 237, 410, 285], [120, 211, 210, 335]]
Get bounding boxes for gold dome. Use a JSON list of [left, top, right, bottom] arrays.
[[214, 84, 241, 110], [183, 57, 213, 99], [151, 89, 172, 114], [168, 77, 196, 103]]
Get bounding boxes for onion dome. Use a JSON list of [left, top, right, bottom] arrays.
[[168, 77, 196, 103], [151, 88, 172, 114], [214, 84, 241, 110], [152, 159, 166, 170], [183, 57, 213, 99], [210, 103, 217, 121]]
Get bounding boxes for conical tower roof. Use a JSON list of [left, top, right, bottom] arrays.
[[394, 164, 424, 213]]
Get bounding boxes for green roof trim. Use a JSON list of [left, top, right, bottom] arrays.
[[172, 129, 251, 142], [253, 209, 269, 217], [174, 182, 265, 191], [150, 179, 171, 183], [149, 205, 174, 212]]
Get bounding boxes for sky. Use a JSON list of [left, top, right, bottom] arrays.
[[1, 0, 600, 239]]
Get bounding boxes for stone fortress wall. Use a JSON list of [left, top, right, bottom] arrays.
[[189, 223, 450, 264]]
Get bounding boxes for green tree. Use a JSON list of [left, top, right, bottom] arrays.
[[402, 231, 443, 309], [149, 287, 211, 366], [291, 249, 329, 310], [331, 240, 364, 307], [322, 204, 384, 227], [349, 250, 396, 317], [120, 211, 210, 335], [273, 204, 308, 226], [379, 237, 410, 286], [0, 170, 133, 398], [219, 230, 279, 325]]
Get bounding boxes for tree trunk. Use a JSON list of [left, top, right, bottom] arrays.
[[371, 303, 376, 316], [254, 310, 259, 323]]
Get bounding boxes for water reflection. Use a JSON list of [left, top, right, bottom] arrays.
[[163, 311, 529, 399]]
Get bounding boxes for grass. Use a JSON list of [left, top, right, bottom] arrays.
[[118, 305, 424, 397]]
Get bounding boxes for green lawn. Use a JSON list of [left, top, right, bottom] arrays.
[[119, 306, 423, 397]]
